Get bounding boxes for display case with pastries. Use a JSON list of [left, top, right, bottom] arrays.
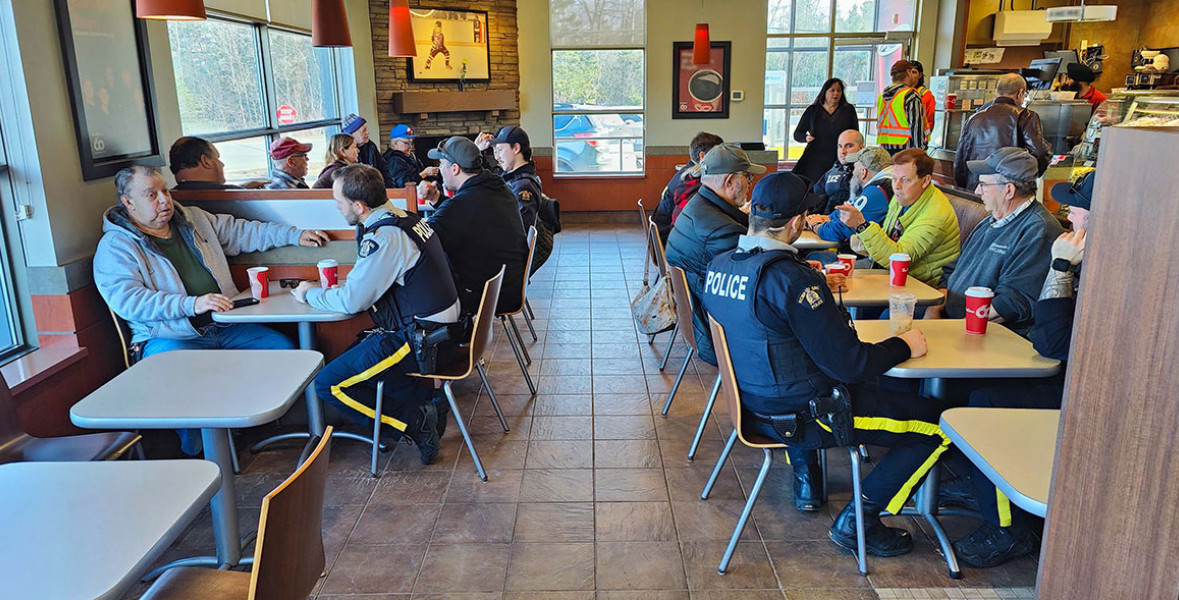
[[1122, 95, 1179, 127], [1075, 90, 1179, 165]]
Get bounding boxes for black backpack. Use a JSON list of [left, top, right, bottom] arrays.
[[538, 193, 562, 234]]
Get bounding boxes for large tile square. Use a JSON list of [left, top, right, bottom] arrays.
[[594, 439, 662, 469], [595, 542, 686, 590], [320, 544, 427, 594], [594, 469, 669, 502], [514, 502, 595, 542], [432, 503, 518, 543], [520, 468, 595, 502], [527, 440, 594, 469], [595, 501, 677, 541], [506, 543, 596, 591], [415, 543, 513, 592]]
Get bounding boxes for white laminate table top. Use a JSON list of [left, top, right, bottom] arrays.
[[213, 281, 353, 324], [855, 319, 1061, 379], [838, 270, 944, 308], [0, 460, 220, 600], [70, 350, 323, 429], [940, 408, 1060, 517], [793, 231, 840, 251]]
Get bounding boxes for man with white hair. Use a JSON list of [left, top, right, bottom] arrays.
[[953, 73, 1051, 190]]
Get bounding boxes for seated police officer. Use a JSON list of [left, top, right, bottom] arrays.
[[293, 164, 461, 465], [701, 172, 950, 557]]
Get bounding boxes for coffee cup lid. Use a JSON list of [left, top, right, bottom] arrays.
[[890, 253, 911, 261], [248, 266, 269, 272], [965, 286, 994, 298], [318, 259, 338, 267]]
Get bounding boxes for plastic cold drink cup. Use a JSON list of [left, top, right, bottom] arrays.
[[247, 266, 269, 300], [964, 286, 995, 335], [889, 292, 917, 335], [318, 259, 339, 289], [837, 254, 857, 277], [889, 253, 911, 286]]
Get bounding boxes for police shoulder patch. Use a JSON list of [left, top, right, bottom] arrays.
[[519, 190, 532, 202], [798, 285, 824, 310], [359, 238, 381, 258]]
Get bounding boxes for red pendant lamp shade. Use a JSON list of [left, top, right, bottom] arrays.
[[312, 0, 352, 47], [692, 23, 711, 65], [389, 0, 417, 57], [136, 0, 206, 20]]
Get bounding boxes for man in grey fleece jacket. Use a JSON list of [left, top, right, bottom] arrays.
[[925, 148, 1062, 336], [94, 165, 329, 357]]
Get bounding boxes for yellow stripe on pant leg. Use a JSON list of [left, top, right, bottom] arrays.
[[852, 416, 952, 514], [330, 342, 414, 431], [996, 489, 1012, 528]]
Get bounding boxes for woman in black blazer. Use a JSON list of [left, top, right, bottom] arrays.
[[791, 77, 860, 186]]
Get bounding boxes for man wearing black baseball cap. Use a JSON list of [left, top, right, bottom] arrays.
[[491, 125, 554, 274], [701, 172, 945, 558], [419, 136, 528, 316], [949, 169, 1093, 568], [926, 147, 1063, 336]]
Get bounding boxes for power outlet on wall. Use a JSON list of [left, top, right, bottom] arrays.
[[731, 90, 745, 102]]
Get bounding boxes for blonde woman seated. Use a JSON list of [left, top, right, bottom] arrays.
[[313, 133, 360, 189]]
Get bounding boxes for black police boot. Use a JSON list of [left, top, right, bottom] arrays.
[[432, 388, 449, 438], [405, 401, 440, 465], [788, 447, 822, 512], [829, 497, 914, 557], [952, 519, 1038, 568], [937, 473, 979, 511]]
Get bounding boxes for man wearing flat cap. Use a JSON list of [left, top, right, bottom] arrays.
[[926, 147, 1063, 336], [1061, 62, 1106, 109], [701, 171, 946, 559]]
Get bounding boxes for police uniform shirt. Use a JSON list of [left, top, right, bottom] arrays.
[[704, 235, 911, 415], [305, 204, 460, 323]]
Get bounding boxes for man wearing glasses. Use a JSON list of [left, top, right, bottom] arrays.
[[266, 137, 312, 190]]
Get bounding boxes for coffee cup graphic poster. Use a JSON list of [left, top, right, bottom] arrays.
[[672, 41, 731, 119]]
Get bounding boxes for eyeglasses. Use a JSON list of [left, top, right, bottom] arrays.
[[278, 278, 305, 289], [975, 181, 1011, 189]]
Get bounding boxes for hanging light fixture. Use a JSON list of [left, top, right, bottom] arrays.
[[692, 23, 711, 64], [135, 0, 206, 20], [389, 0, 417, 57], [312, 0, 352, 47]]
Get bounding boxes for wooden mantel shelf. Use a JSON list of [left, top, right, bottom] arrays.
[[392, 90, 516, 115]]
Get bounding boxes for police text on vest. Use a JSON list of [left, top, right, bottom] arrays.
[[706, 271, 749, 301]]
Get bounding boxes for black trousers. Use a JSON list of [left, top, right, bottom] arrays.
[[750, 382, 950, 515], [313, 329, 432, 434], [966, 379, 1064, 526]]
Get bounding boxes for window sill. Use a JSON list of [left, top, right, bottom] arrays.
[[552, 173, 647, 180], [1, 345, 89, 397]]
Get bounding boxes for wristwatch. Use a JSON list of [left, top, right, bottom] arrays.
[[855, 221, 871, 234], [1051, 258, 1074, 273]]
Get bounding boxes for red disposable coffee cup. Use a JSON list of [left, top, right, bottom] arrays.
[[247, 266, 269, 300], [318, 259, 339, 289], [825, 262, 850, 277], [889, 253, 911, 286], [964, 286, 995, 335], [836, 254, 857, 277]]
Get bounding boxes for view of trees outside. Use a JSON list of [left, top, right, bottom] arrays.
[[764, 0, 913, 159], [552, 50, 643, 109], [550, 0, 644, 46], [168, 18, 345, 183]]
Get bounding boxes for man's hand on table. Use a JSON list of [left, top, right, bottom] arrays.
[[292, 281, 319, 304], [194, 293, 233, 314], [897, 328, 928, 358], [299, 229, 330, 247], [834, 203, 866, 229]]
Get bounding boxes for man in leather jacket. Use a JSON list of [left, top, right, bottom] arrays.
[[953, 74, 1051, 190]]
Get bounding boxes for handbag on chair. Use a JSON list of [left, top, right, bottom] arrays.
[[630, 233, 677, 335]]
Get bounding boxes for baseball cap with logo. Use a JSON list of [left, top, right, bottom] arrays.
[[748, 172, 811, 223], [1050, 170, 1095, 210], [494, 125, 531, 149], [269, 137, 312, 160], [698, 144, 768, 177], [341, 113, 366, 135], [427, 136, 483, 169], [967, 147, 1039, 182], [389, 124, 416, 141], [845, 147, 892, 173]]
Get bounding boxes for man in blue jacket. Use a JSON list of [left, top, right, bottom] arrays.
[[806, 146, 893, 248]]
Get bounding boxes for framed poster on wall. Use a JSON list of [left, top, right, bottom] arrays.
[[408, 8, 491, 82], [672, 41, 731, 119], [53, 0, 163, 181]]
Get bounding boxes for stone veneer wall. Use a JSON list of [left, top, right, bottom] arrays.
[[368, 0, 521, 147]]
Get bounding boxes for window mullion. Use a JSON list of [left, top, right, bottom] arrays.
[[257, 23, 278, 174]]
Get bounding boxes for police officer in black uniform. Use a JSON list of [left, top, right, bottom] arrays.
[[701, 172, 950, 557], [491, 125, 554, 274], [294, 164, 461, 465]]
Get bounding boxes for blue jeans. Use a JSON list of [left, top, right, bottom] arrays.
[[141, 323, 296, 454]]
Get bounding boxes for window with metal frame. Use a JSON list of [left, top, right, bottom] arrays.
[[550, 0, 645, 176], [167, 16, 350, 182], [0, 119, 25, 359], [764, 0, 915, 161]]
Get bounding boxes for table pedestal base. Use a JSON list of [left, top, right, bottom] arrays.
[[893, 464, 962, 579]]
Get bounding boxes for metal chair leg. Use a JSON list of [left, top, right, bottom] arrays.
[[371, 380, 384, 478], [507, 314, 531, 366], [524, 298, 536, 320], [647, 333, 655, 345], [228, 431, 240, 475], [661, 348, 694, 416], [719, 447, 773, 574], [502, 317, 537, 395], [476, 361, 509, 433], [446, 382, 488, 482], [687, 373, 722, 461], [702, 429, 738, 500], [848, 447, 868, 576], [522, 303, 538, 342], [658, 324, 679, 371], [820, 448, 829, 504]]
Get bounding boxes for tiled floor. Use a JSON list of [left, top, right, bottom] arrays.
[[122, 222, 1040, 600]]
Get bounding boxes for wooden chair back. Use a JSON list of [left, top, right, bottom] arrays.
[[637, 198, 648, 233], [647, 217, 669, 278], [109, 309, 137, 370], [247, 427, 334, 600], [0, 372, 23, 445], [465, 266, 506, 376], [709, 316, 784, 450], [669, 266, 697, 353], [501, 226, 537, 318], [938, 184, 987, 247]]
